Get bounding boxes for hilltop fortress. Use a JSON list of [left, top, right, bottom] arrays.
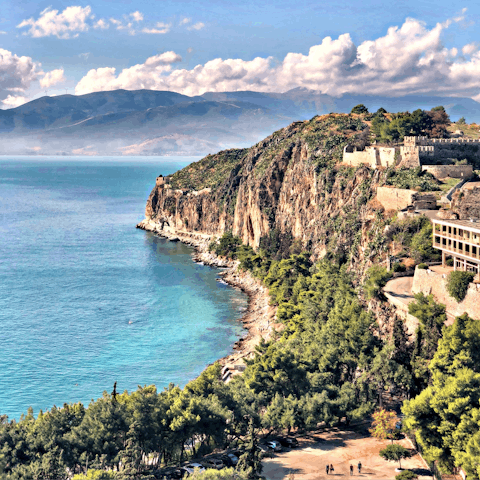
[[343, 135, 478, 176]]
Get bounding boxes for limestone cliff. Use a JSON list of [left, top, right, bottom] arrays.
[[141, 114, 392, 272]]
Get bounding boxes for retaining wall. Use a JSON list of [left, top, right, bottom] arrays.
[[377, 187, 416, 210], [421, 165, 474, 179], [412, 268, 480, 320]]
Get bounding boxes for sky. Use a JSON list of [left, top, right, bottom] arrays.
[[1, 0, 480, 108]]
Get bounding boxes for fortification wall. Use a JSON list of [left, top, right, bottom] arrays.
[[432, 142, 480, 162], [376, 147, 397, 167], [422, 165, 474, 179], [376, 187, 416, 210], [399, 146, 421, 168], [412, 268, 480, 320], [342, 147, 375, 167]]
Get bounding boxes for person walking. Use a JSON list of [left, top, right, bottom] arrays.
[[330, 464, 335, 474], [326, 464, 330, 475], [358, 462, 362, 474], [350, 465, 354, 475]]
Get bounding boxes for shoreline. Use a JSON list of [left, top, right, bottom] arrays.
[[136, 219, 277, 370]]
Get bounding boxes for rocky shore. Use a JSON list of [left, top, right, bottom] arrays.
[[136, 219, 277, 371]]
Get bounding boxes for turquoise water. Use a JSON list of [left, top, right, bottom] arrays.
[[0, 157, 248, 420]]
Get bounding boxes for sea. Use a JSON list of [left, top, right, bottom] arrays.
[[0, 156, 248, 420]]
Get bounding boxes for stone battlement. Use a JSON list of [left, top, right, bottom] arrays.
[[343, 135, 480, 170]]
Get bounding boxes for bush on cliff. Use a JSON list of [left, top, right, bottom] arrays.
[[446, 270, 475, 302], [364, 265, 392, 299], [209, 231, 242, 259]]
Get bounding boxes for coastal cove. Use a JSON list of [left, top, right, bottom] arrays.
[[0, 157, 249, 420]]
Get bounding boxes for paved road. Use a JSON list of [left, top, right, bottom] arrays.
[[384, 276, 415, 306]]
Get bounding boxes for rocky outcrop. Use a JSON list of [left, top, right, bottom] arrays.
[[141, 114, 390, 269]]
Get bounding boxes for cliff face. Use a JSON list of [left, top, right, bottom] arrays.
[[143, 114, 390, 269]]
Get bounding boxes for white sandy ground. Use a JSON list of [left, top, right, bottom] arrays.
[[263, 425, 433, 480]]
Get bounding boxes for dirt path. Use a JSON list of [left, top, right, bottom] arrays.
[[263, 425, 432, 480]]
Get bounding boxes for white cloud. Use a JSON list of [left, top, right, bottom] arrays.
[[94, 19, 109, 30], [2, 95, 29, 108], [187, 22, 205, 31], [75, 52, 182, 94], [0, 31, 7, 35], [17, 6, 92, 39], [130, 11, 143, 22], [40, 69, 66, 88], [79, 52, 90, 60], [180, 17, 191, 25], [74, 14, 480, 100], [462, 43, 478, 55], [0, 48, 40, 107], [142, 22, 171, 34]]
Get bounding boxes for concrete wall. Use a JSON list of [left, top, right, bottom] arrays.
[[412, 267, 480, 320], [377, 187, 416, 210], [422, 165, 474, 179]]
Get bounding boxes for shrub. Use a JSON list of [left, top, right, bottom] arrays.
[[364, 265, 392, 299], [446, 271, 475, 302], [392, 262, 406, 273], [379, 444, 412, 469], [395, 470, 418, 480], [446, 258, 454, 267], [417, 263, 428, 270], [351, 104, 369, 114]]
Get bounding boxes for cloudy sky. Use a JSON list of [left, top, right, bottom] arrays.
[[1, 0, 480, 108]]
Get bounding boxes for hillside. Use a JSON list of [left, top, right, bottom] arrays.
[[142, 113, 394, 273], [2, 89, 480, 156]]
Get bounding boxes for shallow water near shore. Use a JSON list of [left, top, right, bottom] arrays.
[[0, 156, 248, 420]]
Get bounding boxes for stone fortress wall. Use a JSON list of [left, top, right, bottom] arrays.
[[343, 136, 480, 174], [376, 187, 437, 211], [422, 165, 474, 179]]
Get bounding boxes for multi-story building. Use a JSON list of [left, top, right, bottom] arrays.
[[432, 218, 480, 279]]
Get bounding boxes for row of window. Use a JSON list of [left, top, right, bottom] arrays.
[[435, 236, 480, 258], [434, 223, 480, 243]]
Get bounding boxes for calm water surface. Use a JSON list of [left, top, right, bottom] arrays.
[[0, 156, 248, 419]]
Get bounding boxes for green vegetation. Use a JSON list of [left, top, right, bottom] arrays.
[[351, 104, 369, 114], [379, 444, 412, 469], [169, 149, 248, 191], [408, 293, 446, 393], [417, 263, 428, 269], [395, 470, 418, 480], [403, 314, 480, 475], [386, 215, 440, 265], [385, 167, 440, 191], [364, 265, 392, 299], [446, 270, 475, 302], [371, 108, 450, 143]]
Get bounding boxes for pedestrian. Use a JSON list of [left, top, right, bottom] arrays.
[[350, 465, 354, 475], [330, 464, 334, 474], [358, 462, 362, 474], [326, 464, 330, 475]]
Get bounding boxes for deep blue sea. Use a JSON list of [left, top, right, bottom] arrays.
[[0, 156, 248, 420]]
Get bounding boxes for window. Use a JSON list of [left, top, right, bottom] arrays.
[[465, 244, 470, 254], [473, 246, 477, 256]]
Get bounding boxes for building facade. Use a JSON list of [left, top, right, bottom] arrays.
[[432, 218, 480, 279]]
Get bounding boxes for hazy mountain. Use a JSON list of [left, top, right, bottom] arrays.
[[1, 88, 478, 156]]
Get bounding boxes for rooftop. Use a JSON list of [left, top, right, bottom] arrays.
[[433, 218, 480, 231]]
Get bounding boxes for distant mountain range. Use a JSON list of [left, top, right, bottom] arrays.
[[1, 88, 479, 156]]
